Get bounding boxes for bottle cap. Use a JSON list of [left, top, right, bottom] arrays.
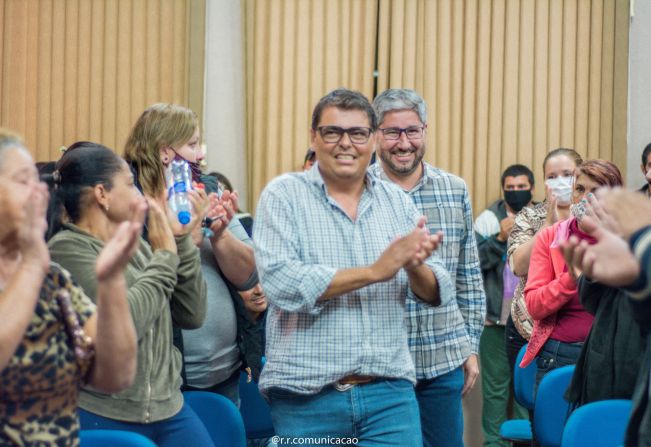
[[178, 211, 191, 225]]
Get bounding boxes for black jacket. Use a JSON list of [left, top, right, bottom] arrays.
[[567, 277, 646, 406], [475, 200, 508, 323], [625, 226, 651, 446]]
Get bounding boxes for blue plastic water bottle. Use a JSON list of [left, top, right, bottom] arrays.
[[167, 159, 193, 225]]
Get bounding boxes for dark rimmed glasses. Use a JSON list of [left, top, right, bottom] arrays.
[[378, 126, 425, 141], [316, 126, 373, 144]]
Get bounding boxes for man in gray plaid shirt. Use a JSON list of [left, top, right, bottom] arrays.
[[370, 89, 486, 447]]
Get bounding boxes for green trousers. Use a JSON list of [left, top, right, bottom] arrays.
[[479, 324, 529, 447]]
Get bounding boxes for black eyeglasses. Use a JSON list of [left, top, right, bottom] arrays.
[[316, 126, 373, 144], [378, 126, 425, 141]]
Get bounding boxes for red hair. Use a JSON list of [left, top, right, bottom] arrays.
[[576, 159, 623, 188]]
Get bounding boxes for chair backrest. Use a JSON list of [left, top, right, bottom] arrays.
[[80, 430, 157, 446], [561, 399, 632, 447], [534, 365, 575, 447], [514, 343, 537, 410], [239, 371, 275, 438], [183, 390, 247, 447]]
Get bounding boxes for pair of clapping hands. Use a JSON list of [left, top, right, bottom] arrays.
[[373, 217, 444, 281], [148, 184, 238, 250], [560, 188, 651, 287]]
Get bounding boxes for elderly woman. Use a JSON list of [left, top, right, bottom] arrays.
[[522, 159, 625, 391], [46, 141, 212, 446], [0, 130, 139, 446]]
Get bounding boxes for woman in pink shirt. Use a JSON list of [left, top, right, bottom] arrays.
[[521, 159, 623, 392]]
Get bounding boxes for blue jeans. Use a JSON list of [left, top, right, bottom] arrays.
[[268, 379, 422, 446], [79, 402, 214, 447], [415, 366, 465, 447], [534, 338, 583, 398]]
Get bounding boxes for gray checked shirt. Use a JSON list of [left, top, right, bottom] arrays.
[[253, 164, 454, 395], [369, 162, 486, 379]]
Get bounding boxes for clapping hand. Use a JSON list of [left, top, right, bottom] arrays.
[[95, 198, 147, 281]]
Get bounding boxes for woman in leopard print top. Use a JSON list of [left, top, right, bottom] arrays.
[[0, 130, 140, 446]]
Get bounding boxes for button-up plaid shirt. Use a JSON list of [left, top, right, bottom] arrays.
[[370, 162, 486, 379], [253, 165, 454, 394]]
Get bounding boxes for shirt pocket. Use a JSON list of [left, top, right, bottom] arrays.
[[424, 203, 464, 261]]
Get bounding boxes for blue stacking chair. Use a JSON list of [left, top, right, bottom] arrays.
[[561, 399, 632, 447], [534, 365, 575, 447], [183, 390, 247, 447], [80, 430, 157, 446], [499, 344, 536, 443], [239, 371, 275, 439]]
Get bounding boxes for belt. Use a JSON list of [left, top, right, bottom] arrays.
[[334, 375, 377, 391]]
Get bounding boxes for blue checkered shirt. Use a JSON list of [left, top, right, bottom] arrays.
[[253, 165, 454, 395], [369, 162, 486, 379]]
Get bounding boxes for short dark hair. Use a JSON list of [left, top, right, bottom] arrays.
[[311, 88, 377, 131], [501, 164, 535, 189], [303, 148, 316, 165], [206, 171, 233, 192], [642, 143, 651, 166]]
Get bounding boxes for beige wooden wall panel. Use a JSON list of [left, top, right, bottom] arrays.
[[244, 0, 378, 209], [0, 0, 204, 162], [377, 0, 629, 214]]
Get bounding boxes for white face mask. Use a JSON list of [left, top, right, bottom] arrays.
[[545, 175, 574, 205]]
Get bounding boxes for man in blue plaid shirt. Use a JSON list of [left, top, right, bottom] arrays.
[[254, 88, 454, 445], [370, 89, 486, 447]]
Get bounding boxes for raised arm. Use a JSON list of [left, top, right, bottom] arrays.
[[524, 227, 577, 319], [0, 182, 50, 370]]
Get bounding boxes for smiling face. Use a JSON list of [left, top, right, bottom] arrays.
[[376, 109, 426, 181], [238, 283, 268, 320], [310, 106, 374, 189]]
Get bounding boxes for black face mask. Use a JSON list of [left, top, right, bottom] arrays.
[[504, 190, 532, 213], [173, 154, 203, 184]]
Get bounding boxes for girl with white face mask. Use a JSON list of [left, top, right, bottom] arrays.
[[504, 149, 582, 375]]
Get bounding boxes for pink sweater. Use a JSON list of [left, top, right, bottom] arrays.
[[520, 220, 592, 367]]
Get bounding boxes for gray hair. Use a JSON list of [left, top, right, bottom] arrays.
[[0, 129, 26, 171], [372, 89, 428, 125]]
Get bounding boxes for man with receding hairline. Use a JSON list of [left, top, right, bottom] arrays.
[[371, 88, 486, 447]]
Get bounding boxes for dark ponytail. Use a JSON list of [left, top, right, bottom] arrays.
[[45, 141, 123, 240]]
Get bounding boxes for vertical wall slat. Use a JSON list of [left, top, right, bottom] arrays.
[[50, 0, 65, 151], [599, 0, 615, 161], [587, 0, 604, 160], [518, 0, 535, 169], [63, 0, 79, 146], [486, 0, 505, 205], [574, 0, 591, 155], [24, 0, 39, 157]]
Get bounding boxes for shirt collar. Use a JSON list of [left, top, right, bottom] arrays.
[[307, 161, 376, 192], [372, 160, 428, 192]]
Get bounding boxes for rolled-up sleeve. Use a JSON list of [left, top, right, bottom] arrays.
[[254, 184, 336, 315]]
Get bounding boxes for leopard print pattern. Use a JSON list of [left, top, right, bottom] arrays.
[[0, 264, 95, 446]]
